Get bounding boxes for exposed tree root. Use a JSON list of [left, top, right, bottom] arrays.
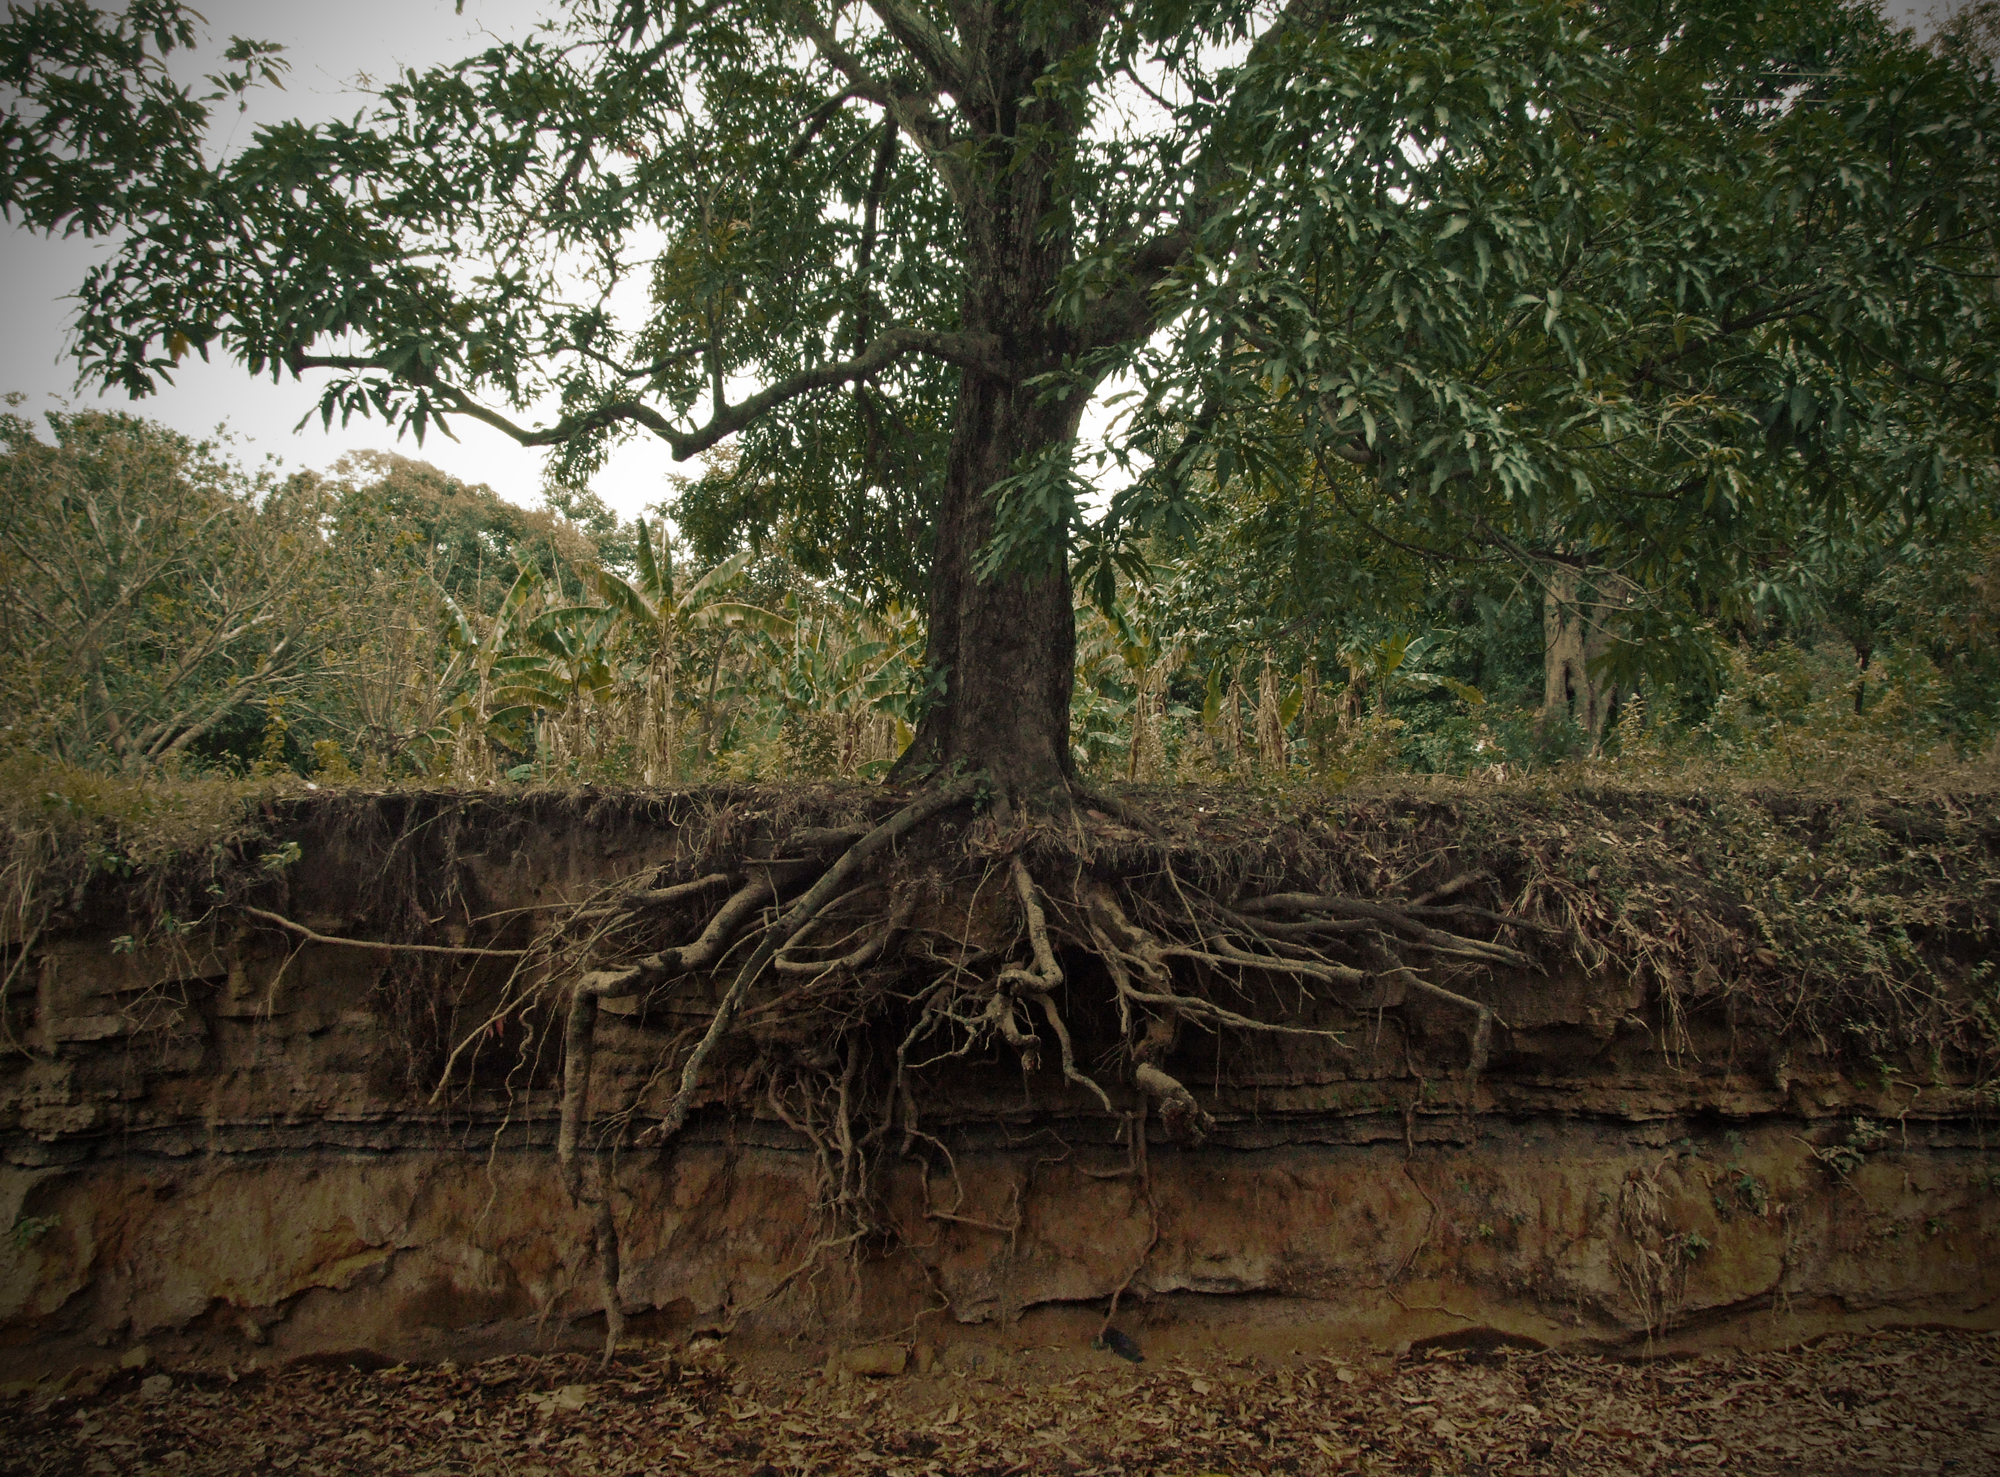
[[259, 776, 1556, 1355], [242, 905, 532, 958]]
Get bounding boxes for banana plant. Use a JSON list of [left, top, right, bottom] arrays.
[[1073, 591, 1185, 777], [584, 523, 791, 769], [1336, 632, 1484, 718], [758, 590, 920, 714], [429, 565, 554, 768]]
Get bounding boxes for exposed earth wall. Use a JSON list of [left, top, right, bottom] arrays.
[[3, 787, 1996, 1381]]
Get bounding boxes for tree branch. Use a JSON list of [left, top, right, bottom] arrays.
[[291, 326, 1000, 461], [1080, 225, 1196, 352], [861, 0, 969, 98], [787, 87, 861, 159]]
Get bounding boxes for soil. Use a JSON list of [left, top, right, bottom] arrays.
[[7, 778, 1998, 1380], [4, 1325, 1996, 1475]]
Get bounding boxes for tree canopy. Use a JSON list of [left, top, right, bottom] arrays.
[[5, 0, 1997, 800]]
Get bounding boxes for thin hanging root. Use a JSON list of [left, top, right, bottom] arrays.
[[1097, 1111, 1157, 1338], [586, 1197, 623, 1354], [555, 986, 625, 1361], [998, 856, 1113, 1111], [1031, 989, 1114, 1112]]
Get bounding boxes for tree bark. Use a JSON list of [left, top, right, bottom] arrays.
[[1540, 565, 1629, 751], [889, 7, 1102, 806]]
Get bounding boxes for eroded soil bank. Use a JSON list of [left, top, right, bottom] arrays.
[[2, 781, 1997, 1388]]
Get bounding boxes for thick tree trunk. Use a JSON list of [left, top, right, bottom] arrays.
[[889, 11, 1098, 806], [897, 368, 1083, 800]]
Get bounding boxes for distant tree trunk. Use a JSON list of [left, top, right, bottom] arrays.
[[1541, 565, 1630, 750], [1225, 664, 1250, 772], [1300, 656, 1328, 773]]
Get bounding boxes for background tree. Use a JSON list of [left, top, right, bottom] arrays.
[[0, 407, 333, 771]]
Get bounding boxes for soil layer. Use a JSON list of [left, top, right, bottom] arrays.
[[3, 782, 1997, 1383]]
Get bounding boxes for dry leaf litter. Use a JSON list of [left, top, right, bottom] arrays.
[[4, 1327, 1997, 1476]]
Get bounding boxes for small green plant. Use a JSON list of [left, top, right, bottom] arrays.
[[259, 840, 302, 874], [1735, 1171, 1770, 1217], [1808, 1117, 1891, 1180], [10, 1214, 59, 1250]]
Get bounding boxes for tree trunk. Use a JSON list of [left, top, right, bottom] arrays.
[[1541, 565, 1628, 750], [896, 364, 1084, 801], [889, 12, 1098, 807]]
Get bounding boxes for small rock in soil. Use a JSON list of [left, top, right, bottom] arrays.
[[1092, 1328, 1145, 1363], [840, 1343, 908, 1378]]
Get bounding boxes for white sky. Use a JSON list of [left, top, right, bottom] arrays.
[[2, 0, 693, 517], [1, 1, 1942, 520]]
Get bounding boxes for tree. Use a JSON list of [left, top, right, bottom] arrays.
[[0, 407, 333, 770], [7, 0, 1997, 1350], [10, 0, 1993, 805]]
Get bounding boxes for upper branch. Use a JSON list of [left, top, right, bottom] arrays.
[[862, 0, 970, 98], [291, 326, 1000, 461], [786, 3, 967, 205]]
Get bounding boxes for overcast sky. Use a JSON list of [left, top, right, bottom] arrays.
[[2, 0, 1943, 520], [0, 0, 686, 515]]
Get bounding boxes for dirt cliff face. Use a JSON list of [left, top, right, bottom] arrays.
[[3, 787, 1996, 1381]]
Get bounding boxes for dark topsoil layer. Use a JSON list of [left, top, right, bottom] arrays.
[[28, 767, 1997, 1073]]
